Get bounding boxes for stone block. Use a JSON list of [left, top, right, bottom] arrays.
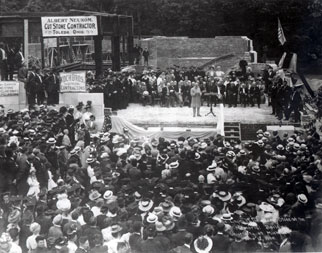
[[140, 36, 253, 70]]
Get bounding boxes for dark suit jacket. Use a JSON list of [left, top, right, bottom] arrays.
[[140, 238, 160, 253], [171, 244, 192, 253], [211, 233, 231, 253], [153, 233, 171, 253], [170, 230, 193, 248], [292, 90, 302, 107], [129, 233, 143, 253]]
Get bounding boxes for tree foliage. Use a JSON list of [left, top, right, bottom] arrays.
[[2, 0, 322, 65]]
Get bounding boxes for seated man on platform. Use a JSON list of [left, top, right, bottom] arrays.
[[206, 78, 217, 107], [168, 81, 177, 107], [182, 78, 192, 107], [139, 81, 152, 106], [200, 80, 207, 106], [239, 82, 249, 107], [161, 83, 170, 107]]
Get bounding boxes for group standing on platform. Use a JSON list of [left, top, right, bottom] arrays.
[[0, 41, 303, 123]]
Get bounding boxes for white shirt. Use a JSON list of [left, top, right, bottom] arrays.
[[0, 48, 6, 60], [91, 206, 102, 217], [215, 70, 225, 78], [26, 234, 38, 252], [19, 52, 25, 62], [67, 241, 78, 253], [87, 165, 95, 179], [9, 243, 22, 253]]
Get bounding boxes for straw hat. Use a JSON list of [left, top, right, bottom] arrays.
[[194, 235, 213, 253], [138, 199, 154, 212], [169, 206, 182, 220]]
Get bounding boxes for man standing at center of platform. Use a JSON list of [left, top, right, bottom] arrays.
[[191, 82, 202, 117]]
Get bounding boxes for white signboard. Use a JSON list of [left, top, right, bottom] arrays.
[[0, 81, 19, 96], [41, 16, 98, 37], [44, 38, 57, 48], [60, 72, 86, 93]]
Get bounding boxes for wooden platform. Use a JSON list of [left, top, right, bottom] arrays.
[[117, 103, 281, 128]]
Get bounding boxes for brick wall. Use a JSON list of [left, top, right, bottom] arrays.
[[140, 36, 253, 70]]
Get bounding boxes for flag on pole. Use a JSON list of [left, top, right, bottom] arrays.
[[278, 52, 287, 68], [288, 53, 297, 73], [278, 18, 286, 45]]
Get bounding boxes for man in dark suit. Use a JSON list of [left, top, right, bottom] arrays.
[[6, 45, 16, 81], [171, 233, 193, 253], [33, 154, 48, 190], [239, 83, 249, 107], [285, 83, 303, 123], [254, 81, 262, 108], [227, 80, 239, 107], [44, 69, 60, 105], [153, 222, 171, 253], [211, 222, 231, 253], [140, 226, 159, 253], [206, 79, 217, 106], [14, 46, 25, 70], [75, 236, 90, 253], [129, 221, 143, 253], [26, 66, 44, 106], [249, 82, 260, 108], [0, 42, 7, 81], [270, 82, 278, 115], [15, 154, 32, 195], [143, 47, 150, 66]]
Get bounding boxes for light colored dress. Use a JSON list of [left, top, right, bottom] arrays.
[[190, 86, 201, 108]]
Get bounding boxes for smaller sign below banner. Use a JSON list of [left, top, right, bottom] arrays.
[[41, 16, 98, 37], [44, 38, 57, 48], [0, 81, 19, 96], [60, 71, 86, 93]]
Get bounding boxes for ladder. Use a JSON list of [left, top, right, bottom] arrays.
[[69, 39, 77, 62], [224, 122, 241, 143]]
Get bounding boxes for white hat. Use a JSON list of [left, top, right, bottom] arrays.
[[202, 205, 215, 215], [169, 206, 182, 220], [53, 214, 63, 225], [138, 199, 154, 212], [146, 213, 158, 224], [207, 161, 217, 171], [168, 160, 179, 169], [116, 148, 127, 157], [46, 137, 56, 144], [278, 226, 292, 235], [215, 191, 231, 202], [29, 222, 41, 234], [155, 221, 166, 232], [200, 142, 208, 149], [297, 194, 308, 204], [259, 202, 275, 212], [103, 190, 114, 200], [222, 213, 233, 221], [194, 236, 213, 253], [100, 152, 109, 159], [56, 193, 71, 212]]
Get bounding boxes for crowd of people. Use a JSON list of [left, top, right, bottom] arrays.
[[2, 43, 303, 123], [0, 94, 321, 252], [86, 62, 303, 122], [0, 43, 25, 82]]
